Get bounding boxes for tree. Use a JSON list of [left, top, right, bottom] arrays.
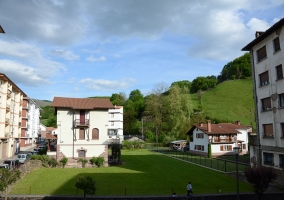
[[171, 80, 191, 93], [128, 89, 145, 119], [0, 169, 21, 200], [60, 157, 68, 168], [244, 166, 277, 200], [46, 115, 57, 127], [110, 92, 126, 106], [78, 158, 88, 168], [190, 76, 217, 93], [75, 176, 96, 199]]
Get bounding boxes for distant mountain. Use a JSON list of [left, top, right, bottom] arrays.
[[32, 99, 52, 107]]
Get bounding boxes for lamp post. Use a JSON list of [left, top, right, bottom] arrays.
[[233, 147, 240, 200]]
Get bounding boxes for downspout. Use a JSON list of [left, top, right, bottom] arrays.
[[250, 50, 261, 167]]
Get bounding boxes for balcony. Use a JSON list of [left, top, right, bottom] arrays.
[[6, 104, 10, 112], [22, 105, 30, 110], [19, 111, 22, 116], [7, 90, 12, 99], [4, 132, 10, 138], [5, 118, 9, 125], [74, 119, 89, 127], [209, 137, 236, 144]]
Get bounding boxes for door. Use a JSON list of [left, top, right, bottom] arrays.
[[80, 110, 85, 125]]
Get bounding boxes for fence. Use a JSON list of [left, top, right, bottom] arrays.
[[147, 144, 250, 173]]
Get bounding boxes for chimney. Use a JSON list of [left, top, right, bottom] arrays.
[[255, 31, 264, 38], [236, 120, 240, 125], [199, 122, 203, 127], [207, 120, 211, 132]]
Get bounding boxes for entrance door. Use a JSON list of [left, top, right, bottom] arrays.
[[80, 110, 85, 125]]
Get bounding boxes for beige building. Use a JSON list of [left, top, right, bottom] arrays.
[[51, 97, 120, 163], [0, 73, 25, 158], [242, 18, 284, 169]]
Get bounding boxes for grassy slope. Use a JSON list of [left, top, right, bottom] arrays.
[[191, 78, 255, 127], [11, 149, 252, 196]]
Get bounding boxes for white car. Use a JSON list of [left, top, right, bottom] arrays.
[[17, 154, 29, 164]]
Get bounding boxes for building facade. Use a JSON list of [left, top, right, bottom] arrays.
[[187, 120, 251, 156], [242, 18, 284, 169], [0, 73, 25, 158], [51, 97, 123, 164], [20, 97, 41, 148]]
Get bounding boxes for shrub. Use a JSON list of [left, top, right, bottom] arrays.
[[60, 157, 68, 168], [48, 158, 58, 167], [75, 176, 96, 199], [90, 157, 96, 165], [78, 158, 88, 168], [30, 155, 50, 167], [95, 157, 104, 167]]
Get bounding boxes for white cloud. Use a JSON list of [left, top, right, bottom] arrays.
[[86, 55, 106, 62], [0, 60, 50, 86], [51, 49, 80, 61], [79, 78, 134, 91], [246, 18, 271, 32], [0, 40, 65, 85]]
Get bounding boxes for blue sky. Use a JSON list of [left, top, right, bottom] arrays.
[[0, 0, 283, 100]]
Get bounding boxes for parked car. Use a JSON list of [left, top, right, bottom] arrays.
[[0, 164, 9, 169], [3, 159, 20, 170], [183, 144, 190, 152], [17, 154, 30, 164]]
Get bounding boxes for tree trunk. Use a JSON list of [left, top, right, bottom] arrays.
[[5, 187, 8, 200]]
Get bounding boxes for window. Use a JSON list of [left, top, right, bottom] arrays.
[[220, 145, 232, 151], [111, 113, 114, 118], [111, 121, 114, 126], [276, 65, 283, 80], [263, 152, 274, 165], [242, 144, 246, 149], [261, 97, 272, 111], [281, 123, 284, 137], [108, 129, 117, 136], [194, 145, 204, 151], [279, 154, 284, 168], [263, 124, 273, 137], [279, 93, 284, 108], [79, 128, 85, 140], [78, 150, 86, 158], [259, 71, 269, 86], [196, 133, 204, 138], [273, 37, 281, 52], [257, 45, 267, 62], [92, 128, 99, 140]]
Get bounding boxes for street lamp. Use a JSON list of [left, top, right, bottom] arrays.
[[0, 25, 5, 34], [233, 146, 240, 200]]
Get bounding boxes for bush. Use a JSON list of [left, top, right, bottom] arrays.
[[78, 158, 88, 168], [48, 158, 58, 167], [95, 157, 104, 167], [90, 157, 96, 165], [122, 140, 145, 150], [60, 157, 68, 168], [30, 155, 50, 167]]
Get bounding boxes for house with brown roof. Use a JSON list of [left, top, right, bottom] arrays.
[[187, 120, 252, 156], [51, 97, 123, 164]]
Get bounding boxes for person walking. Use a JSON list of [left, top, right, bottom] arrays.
[[186, 182, 193, 196]]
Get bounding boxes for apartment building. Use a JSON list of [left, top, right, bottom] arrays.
[[0, 73, 25, 158], [242, 18, 284, 169], [20, 97, 41, 148]]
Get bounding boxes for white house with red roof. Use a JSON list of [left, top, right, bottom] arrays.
[[187, 120, 252, 156], [51, 97, 123, 164]]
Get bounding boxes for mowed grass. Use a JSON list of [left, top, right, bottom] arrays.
[[11, 149, 252, 196], [191, 78, 255, 127]]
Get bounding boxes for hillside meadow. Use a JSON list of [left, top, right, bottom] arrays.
[[11, 149, 252, 196], [190, 78, 255, 128]]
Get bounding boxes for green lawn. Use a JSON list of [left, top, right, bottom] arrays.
[[11, 149, 252, 196]]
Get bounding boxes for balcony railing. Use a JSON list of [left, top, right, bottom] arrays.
[[210, 138, 236, 143], [4, 132, 10, 138], [5, 118, 9, 125], [74, 119, 90, 126], [6, 104, 10, 112], [19, 111, 22, 116], [7, 90, 12, 99]]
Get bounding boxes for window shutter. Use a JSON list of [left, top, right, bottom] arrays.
[[220, 146, 223, 151], [229, 145, 232, 150], [257, 46, 267, 61], [274, 37, 280, 52], [79, 128, 85, 140], [92, 128, 99, 140]]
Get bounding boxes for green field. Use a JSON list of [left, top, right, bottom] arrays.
[[11, 149, 252, 196], [191, 78, 255, 128]]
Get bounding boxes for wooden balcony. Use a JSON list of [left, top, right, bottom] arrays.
[[74, 119, 89, 127], [210, 138, 236, 144]]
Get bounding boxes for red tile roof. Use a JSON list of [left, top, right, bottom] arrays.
[[51, 97, 114, 109], [187, 123, 251, 135]]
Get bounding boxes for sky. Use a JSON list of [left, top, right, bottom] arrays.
[[0, 0, 283, 101]]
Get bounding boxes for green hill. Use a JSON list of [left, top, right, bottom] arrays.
[[32, 99, 52, 107], [190, 78, 255, 128]]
